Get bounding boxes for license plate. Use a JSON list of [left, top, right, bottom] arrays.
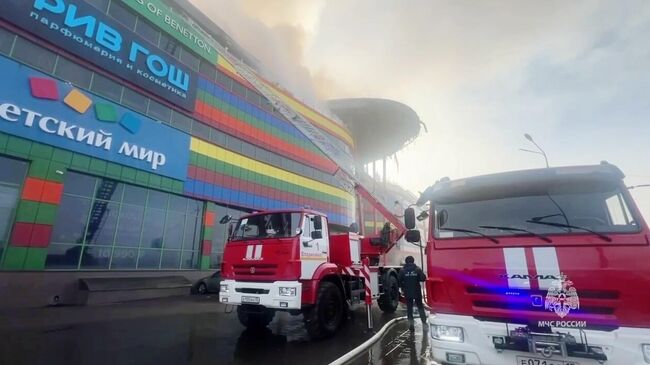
[[241, 296, 260, 304], [516, 356, 578, 365]]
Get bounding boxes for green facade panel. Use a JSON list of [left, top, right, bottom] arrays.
[[35, 203, 58, 225], [2, 246, 28, 270], [28, 159, 49, 179], [200, 256, 210, 270], [15, 200, 39, 224], [23, 248, 47, 270]]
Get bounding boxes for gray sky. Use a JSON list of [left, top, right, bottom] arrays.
[[190, 0, 650, 219]]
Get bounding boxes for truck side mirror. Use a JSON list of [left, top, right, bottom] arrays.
[[313, 216, 323, 230], [405, 229, 421, 243], [437, 209, 448, 227], [349, 222, 359, 233], [311, 230, 323, 240], [404, 208, 416, 229], [219, 215, 232, 224]]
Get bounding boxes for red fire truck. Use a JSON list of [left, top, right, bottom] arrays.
[[405, 163, 650, 365], [218, 185, 410, 338]]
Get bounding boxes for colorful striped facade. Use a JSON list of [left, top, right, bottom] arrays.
[[0, 0, 368, 277]]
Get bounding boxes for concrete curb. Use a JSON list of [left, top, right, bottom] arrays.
[[328, 316, 408, 365]]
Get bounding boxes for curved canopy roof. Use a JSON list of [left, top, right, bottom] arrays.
[[327, 98, 422, 163]]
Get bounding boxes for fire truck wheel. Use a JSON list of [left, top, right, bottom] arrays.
[[303, 281, 344, 339], [237, 306, 275, 329], [378, 273, 399, 313]]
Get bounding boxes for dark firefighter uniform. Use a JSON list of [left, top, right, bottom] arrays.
[[398, 256, 427, 330]]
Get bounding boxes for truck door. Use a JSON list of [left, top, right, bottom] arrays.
[[300, 214, 328, 279]]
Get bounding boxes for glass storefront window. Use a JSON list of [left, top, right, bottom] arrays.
[[0, 156, 28, 264], [50, 196, 93, 244], [114, 204, 144, 247], [140, 209, 165, 249], [46, 171, 204, 270], [45, 244, 82, 270]]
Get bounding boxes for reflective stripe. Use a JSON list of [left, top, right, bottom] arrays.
[[245, 245, 254, 260], [532, 247, 561, 289], [253, 244, 263, 260], [503, 247, 530, 289]]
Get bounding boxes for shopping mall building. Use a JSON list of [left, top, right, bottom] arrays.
[[0, 0, 422, 308]]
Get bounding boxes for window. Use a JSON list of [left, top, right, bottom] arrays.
[[226, 135, 242, 153], [135, 18, 160, 46], [91, 74, 123, 102], [232, 81, 247, 97], [121, 87, 149, 114], [191, 121, 211, 140], [84, 0, 109, 12], [47, 172, 204, 270], [12, 37, 56, 73], [160, 33, 180, 58], [0, 157, 28, 265], [246, 90, 261, 105], [216, 70, 233, 90], [433, 179, 640, 241], [180, 48, 200, 71], [148, 100, 172, 124], [199, 60, 216, 80], [231, 213, 301, 241], [209, 128, 226, 146], [107, 1, 137, 30], [605, 193, 633, 225], [54, 58, 93, 89], [0, 27, 16, 55], [172, 111, 192, 133]]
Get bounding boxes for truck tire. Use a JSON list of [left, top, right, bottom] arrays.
[[237, 306, 275, 329], [303, 282, 344, 339], [378, 273, 399, 313]]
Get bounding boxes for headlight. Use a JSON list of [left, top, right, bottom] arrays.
[[279, 287, 296, 296], [220, 284, 228, 293], [642, 344, 650, 363], [430, 325, 464, 342]]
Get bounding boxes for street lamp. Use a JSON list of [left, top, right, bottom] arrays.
[[520, 133, 549, 168]]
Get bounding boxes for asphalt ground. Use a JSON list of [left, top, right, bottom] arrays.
[[0, 295, 405, 365], [347, 317, 439, 365]]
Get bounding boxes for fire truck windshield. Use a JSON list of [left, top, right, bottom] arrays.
[[230, 213, 302, 241], [434, 183, 639, 239]]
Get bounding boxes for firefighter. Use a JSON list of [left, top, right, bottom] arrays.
[[398, 255, 428, 331]]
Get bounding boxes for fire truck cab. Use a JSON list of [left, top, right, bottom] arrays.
[[406, 163, 650, 365], [219, 208, 404, 338]]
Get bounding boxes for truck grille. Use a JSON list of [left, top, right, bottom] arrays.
[[233, 264, 278, 276], [235, 288, 270, 294]]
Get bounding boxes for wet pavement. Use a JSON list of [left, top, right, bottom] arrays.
[[0, 295, 403, 365], [348, 320, 438, 365]]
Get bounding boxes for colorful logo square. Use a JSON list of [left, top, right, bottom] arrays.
[[120, 113, 142, 134], [29, 77, 59, 100], [30, 75, 144, 135], [94, 103, 118, 123], [64, 89, 93, 114]]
